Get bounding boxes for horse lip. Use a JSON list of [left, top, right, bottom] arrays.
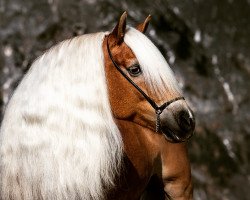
[[162, 130, 183, 143], [161, 127, 194, 143]]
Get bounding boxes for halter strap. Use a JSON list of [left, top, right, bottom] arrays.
[[106, 36, 184, 132]]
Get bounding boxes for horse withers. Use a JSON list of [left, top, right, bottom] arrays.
[[0, 12, 195, 200]]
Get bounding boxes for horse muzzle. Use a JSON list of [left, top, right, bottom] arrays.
[[159, 101, 195, 143]]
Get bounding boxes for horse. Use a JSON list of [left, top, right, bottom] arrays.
[[0, 12, 195, 200]]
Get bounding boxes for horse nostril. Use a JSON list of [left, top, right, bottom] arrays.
[[178, 110, 195, 132]]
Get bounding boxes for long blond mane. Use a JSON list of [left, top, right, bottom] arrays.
[[0, 33, 123, 200]]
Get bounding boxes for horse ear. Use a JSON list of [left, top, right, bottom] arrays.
[[136, 14, 151, 33], [110, 11, 127, 45]]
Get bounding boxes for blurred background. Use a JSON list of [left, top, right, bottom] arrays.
[[0, 0, 249, 199]]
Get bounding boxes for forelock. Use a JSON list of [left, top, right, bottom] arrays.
[[124, 27, 181, 99]]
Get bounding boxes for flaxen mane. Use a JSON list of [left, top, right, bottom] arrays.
[[0, 33, 123, 200]]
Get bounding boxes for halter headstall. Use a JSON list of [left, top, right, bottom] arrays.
[[106, 35, 184, 132]]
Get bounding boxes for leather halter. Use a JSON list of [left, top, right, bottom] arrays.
[[106, 36, 184, 132]]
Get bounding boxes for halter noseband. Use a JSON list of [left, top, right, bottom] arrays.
[[106, 35, 184, 132]]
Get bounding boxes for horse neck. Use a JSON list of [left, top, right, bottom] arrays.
[[109, 119, 160, 198]]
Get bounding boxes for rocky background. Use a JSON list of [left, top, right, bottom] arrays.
[[0, 0, 249, 199]]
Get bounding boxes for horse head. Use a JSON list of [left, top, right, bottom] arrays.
[[103, 12, 195, 143]]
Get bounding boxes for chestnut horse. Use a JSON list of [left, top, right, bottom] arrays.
[[0, 12, 195, 200]]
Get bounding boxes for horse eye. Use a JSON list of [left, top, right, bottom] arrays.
[[127, 64, 142, 77]]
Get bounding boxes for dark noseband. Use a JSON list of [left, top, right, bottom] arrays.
[[106, 35, 184, 132]]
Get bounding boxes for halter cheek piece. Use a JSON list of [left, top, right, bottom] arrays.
[[106, 35, 184, 132]]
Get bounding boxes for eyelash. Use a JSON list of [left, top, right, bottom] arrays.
[[127, 64, 142, 77]]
